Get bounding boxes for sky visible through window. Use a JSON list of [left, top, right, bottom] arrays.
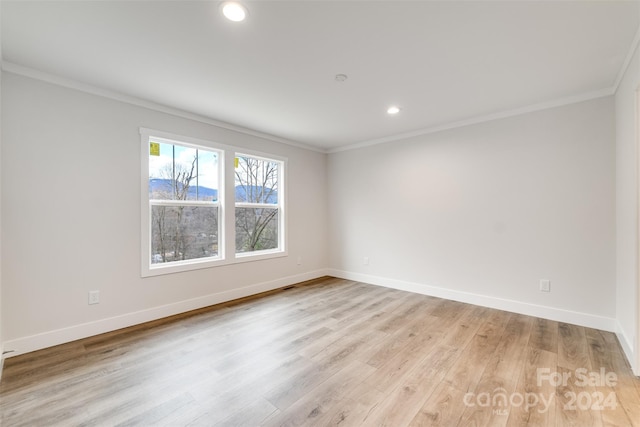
[[149, 141, 219, 194]]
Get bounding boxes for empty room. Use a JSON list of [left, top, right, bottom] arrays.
[[1, 0, 640, 426]]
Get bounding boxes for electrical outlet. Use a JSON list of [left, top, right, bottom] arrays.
[[363, 257, 370, 266], [539, 279, 551, 293], [88, 290, 100, 305], [297, 256, 302, 265]]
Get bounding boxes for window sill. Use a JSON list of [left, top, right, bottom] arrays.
[[235, 248, 287, 263], [142, 250, 287, 277]]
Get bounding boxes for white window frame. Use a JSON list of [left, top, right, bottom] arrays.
[[141, 129, 288, 277], [141, 128, 225, 277], [234, 151, 287, 261]]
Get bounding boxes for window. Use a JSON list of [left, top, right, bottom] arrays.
[[141, 130, 224, 276], [141, 128, 286, 277], [235, 154, 284, 256]]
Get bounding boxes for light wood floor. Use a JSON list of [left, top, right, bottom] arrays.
[[1, 277, 640, 426]]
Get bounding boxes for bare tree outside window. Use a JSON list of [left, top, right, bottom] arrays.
[[235, 155, 281, 253], [149, 142, 219, 264]]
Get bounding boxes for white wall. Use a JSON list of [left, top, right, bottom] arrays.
[[615, 42, 640, 375], [328, 97, 616, 330], [1, 72, 328, 356]]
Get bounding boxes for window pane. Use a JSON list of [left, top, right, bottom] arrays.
[[195, 150, 218, 201], [151, 205, 218, 263], [149, 141, 175, 200], [235, 207, 278, 253], [234, 156, 279, 204], [174, 145, 198, 200], [149, 142, 219, 202]]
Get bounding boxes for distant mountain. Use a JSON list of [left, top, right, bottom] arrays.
[[235, 185, 278, 204], [149, 179, 218, 200], [149, 179, 277, 203]]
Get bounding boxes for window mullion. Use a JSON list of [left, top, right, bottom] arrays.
[[226, 150, 237, 258], [150, 200, 219, 207], [235, 202, 278, 209]]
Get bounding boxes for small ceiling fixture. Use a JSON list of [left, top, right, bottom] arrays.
[[221, 1, 248, 22], [387, 106, 401, 115], [335, 74, 348, 82]]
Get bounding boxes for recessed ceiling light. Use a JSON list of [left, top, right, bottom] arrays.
[[387, 106, 401, 115], [222, 2, 248, 22]]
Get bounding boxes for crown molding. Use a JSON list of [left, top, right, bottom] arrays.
[[1, 58, 627, 156], [0, 61, 325, 154], [328, 87, 614, 154], [330, 22, 639, 154], [613, 25, 640, 94]]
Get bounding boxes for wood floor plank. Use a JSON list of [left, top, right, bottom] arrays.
[[262, 360, 375, 427], [528, 317, 558, 353], [330, 293, 413, 332], [486, 314, 533, 391], [505, 347, 557, 427], [327, 285, 390, 321], [408, 382, 467, 427], [191, 354, 313, 408], [558, 322, 592, 371], [592, 330, 640, 427], [455, 314, 533, 426], [375, 297, 436, 334], [555, 365, 604, 427], [201, 397, 278, 427], [361, 344, 460, 426], [365, 313, 446, 368], [209, 325, 334, 375], [297, 308, 391, 360], [429, 298, 469, 323], [114, 392, 196, 427], [309, 378, 387, 427], [1, 277, 638, 427], [584, 328, 639, 426], [442, 309, 512, 393], [438, 304, 488, 348], [264, 327, 388, 411]]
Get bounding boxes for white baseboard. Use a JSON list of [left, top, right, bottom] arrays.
[[328, 269, 618, 332], [3, 269, 627, 369], [616, 321, 639, 376], [2, 269, 329, 358]]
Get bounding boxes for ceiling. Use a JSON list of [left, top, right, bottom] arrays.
[[2, 1, 639, 152]]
